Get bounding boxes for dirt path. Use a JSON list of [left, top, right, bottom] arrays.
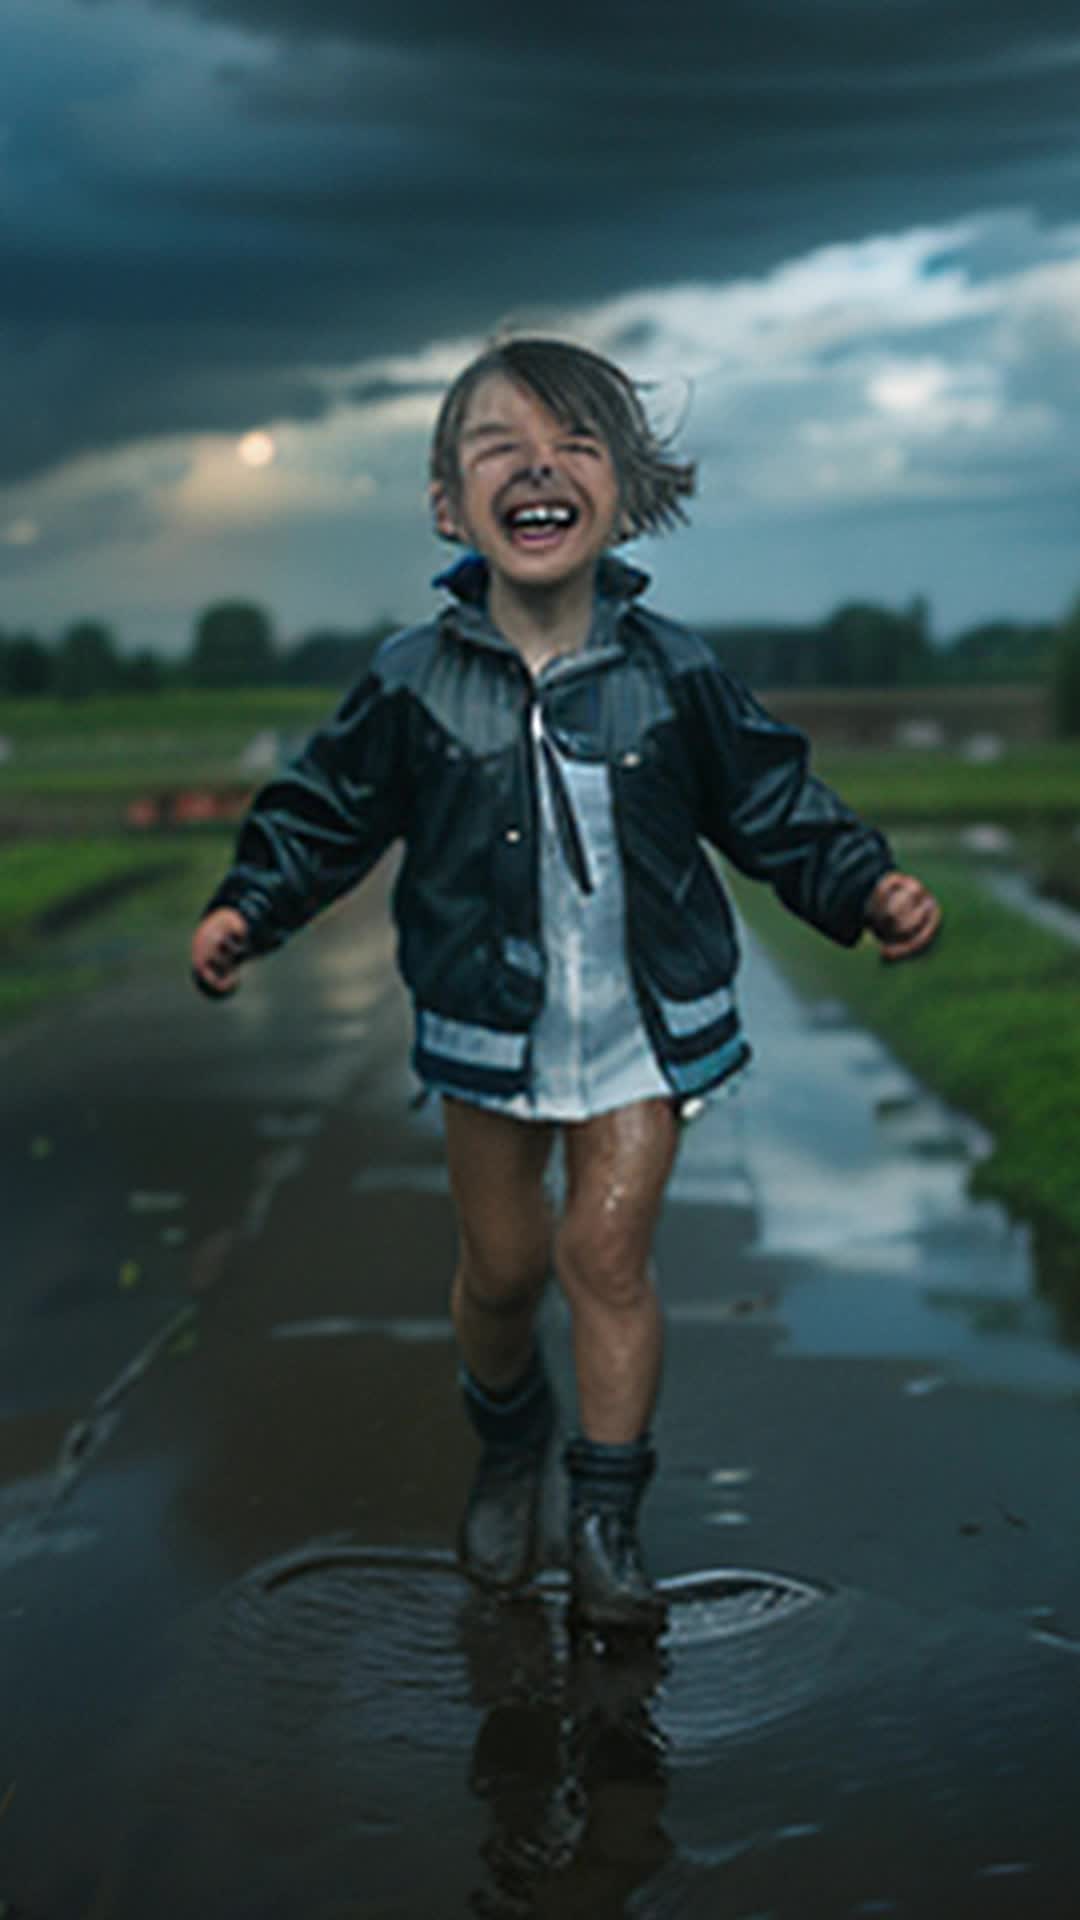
[[3, 869, 1080, 1918]]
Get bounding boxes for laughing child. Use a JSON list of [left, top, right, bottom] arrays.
[[192, 336, 940, 1634]]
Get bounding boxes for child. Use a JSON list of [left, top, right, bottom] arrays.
[[191, 336, 940, 1634]]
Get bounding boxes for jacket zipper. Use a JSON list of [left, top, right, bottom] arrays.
[[607, 763, 677, 1094], [530, 703, 595, 897]]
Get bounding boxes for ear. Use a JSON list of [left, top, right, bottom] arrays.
[[430, 481, 464, 543]]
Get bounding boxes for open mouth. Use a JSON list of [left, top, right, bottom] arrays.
[[501, 501, 580, 548]]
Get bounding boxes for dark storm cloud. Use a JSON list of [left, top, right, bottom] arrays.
[[140, 0, 1080, 64], [346, 377, 446, 408], [6, 0, 1080, 483], [0, 313, 333, 487]]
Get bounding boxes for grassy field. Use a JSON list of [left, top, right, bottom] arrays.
[[0, 688, 332, 741], [729, 854, 1080, 1330], [0, 838, 187, 937], [0, 690, 331, 797], [2, 690, 1078, 819], [0, 834, 229, 1025], [814, 744, 1080, 824]]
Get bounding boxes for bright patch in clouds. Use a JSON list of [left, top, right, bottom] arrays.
[[3, 516, 39, 546], [162, 428, 378, 528], [866, 358, 1006, 436], [237, 430, 277, 468], [870, 361, 950, 416]]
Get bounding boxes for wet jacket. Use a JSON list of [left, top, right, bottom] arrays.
[[205, 555, 894, 1100]]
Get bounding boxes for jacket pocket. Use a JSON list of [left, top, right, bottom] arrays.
[[625, 847, 738, 1000]]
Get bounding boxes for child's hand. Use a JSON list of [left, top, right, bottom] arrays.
[[191, 908, 251, 998], [865, 870, 941, 962]]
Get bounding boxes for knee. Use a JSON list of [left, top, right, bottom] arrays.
[[456, 1247, 549, 1319], [555, 1218, 654, 1314]]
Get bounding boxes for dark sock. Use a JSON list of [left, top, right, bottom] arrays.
[[564, 1432, 656, 1514]]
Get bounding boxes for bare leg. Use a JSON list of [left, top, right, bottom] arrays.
[[442, 1096, 559, 1591], [442, 1095, 557, 1391], [555, 1098, 680, 1443], [554, 1098, 681, 1630]]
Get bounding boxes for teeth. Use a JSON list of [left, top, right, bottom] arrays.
[[508, 504, 574, 528]]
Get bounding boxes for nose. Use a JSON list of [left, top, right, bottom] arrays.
[[525, 457, 554, 484]]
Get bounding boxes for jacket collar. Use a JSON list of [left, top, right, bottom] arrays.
[[432, 551, 650, 662]]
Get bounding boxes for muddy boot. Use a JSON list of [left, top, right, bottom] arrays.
[[565, 1435, 667, 1637], [458, 1352, 555, 1592]]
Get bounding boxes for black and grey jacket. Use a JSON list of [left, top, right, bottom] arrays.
[[205, 554, 894, 1101]]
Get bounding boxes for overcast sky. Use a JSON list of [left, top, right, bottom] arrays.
[[2, 0, 1080, 654]]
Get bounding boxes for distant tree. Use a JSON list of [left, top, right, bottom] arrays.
[[905, 593, 933, 650], [816, 602, 933, 687], [1, 632, 52, 696], [1051, 593, 1080, 738], [55, 620, 123, 699], [122, 648, 166, 694], [940, 619, 1056, 683], [702, 624, 820, 689], [189, 601, 277, 687], [280, 617, 399, 688]]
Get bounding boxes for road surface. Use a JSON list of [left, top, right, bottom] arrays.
[[3, 862, 1080, 1918]]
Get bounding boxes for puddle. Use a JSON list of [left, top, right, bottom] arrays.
[[662, 926, 1080, 1396], [270, 1315, 454, 1344], [980, 866, 1080, 946], [63, 1545, 1080, 1920]]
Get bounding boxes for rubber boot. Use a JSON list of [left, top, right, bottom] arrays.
[[457, 1351, 555, 1592], [565, 1434, 667, 1636]]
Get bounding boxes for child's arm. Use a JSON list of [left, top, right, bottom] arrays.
[[190, 667, 409, 996], [681, 656, 934, 951]]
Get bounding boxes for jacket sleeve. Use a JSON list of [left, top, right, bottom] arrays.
[[202, 669, 410, 953], [681, 656, 894, 946]]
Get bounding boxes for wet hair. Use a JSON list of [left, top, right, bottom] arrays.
[[429, 334, 697, 542]]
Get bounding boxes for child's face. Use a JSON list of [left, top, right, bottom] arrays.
[[432, 373, 622, 592]]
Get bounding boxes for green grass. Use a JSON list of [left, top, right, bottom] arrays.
[[0, 689, 333, 799], [0, 834, 232, 1026], [730, 852, 1080, 1330], [0, 689, 332, 740], [0, 837, 187, 937], [814, 744, 1080, 822]]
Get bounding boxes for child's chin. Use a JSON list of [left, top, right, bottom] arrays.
[[492, 540, 596, 586]]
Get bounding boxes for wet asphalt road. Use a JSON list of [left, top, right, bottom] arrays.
[[3, 861, 1080, 1919]]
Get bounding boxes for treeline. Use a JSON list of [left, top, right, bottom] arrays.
[[1, 592, 1076, 709], [701, 597, 1058, 689], [0, 602, 399, 700]]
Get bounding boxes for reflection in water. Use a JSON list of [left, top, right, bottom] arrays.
[[458, 1565, 848, 1918], [458, 1592, 671, 1918], [671, 930, 1080, 1386], [28, 1543, 1080, 1917]]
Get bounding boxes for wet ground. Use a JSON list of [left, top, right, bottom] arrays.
[[3, 864, 1080, 1918]]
